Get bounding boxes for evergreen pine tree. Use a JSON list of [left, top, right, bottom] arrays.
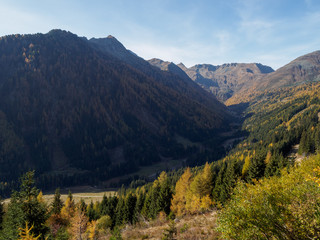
[[51, 188, 63, 215], [162, 220, 177, 240], [2, 171, 48, 239], [115, 197, 125, 226], [99, 194, 108, 216], [247, 153, 266, 181], [134, 190, 145, 223], [108, 196, 118, 228], [149, 180, 161, 219], [223, 160, 240, 199], [265, 153, 283, 177], [79, 199, 87, 213], [123, 193, 137, 224], [212, 162, 228, 203], [141, 193, 151, 219], [157, 172, 172, 216], [87, 201, 98, 221]]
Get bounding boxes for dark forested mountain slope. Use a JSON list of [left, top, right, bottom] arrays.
[[0, 30, 232, 191]]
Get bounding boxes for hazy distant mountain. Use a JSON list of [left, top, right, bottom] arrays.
[[148, 58, 191, 81], [0, 29, 231, 190], [177, 63, 274, 101]]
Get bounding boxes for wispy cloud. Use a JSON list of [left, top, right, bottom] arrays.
[[1, 0, 320, 70]]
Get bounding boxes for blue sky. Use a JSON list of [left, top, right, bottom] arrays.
[[0, 0, 320, 69]]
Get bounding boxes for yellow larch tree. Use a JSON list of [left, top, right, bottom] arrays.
[[170, 167, 192, 216]]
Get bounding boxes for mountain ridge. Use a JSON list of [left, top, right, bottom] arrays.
[[151, 59, 274, 101]]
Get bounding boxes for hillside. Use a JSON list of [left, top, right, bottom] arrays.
[[255, 50, 320, 90], [227, 50, 320, 105], [0, 30, 233, 192]]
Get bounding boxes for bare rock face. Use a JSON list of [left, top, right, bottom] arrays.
[[178, 63, 274, 101]]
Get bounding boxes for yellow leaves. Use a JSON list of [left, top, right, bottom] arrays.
[[172, 163, 215, 216], [86, 220, 98, 240], [157, 171, 168, 185], [171, 168, 192, 216], [242, 155, 251, 176], [37, 191, 44, 203], [200, 195, 213, 210], [265, 151, 272, 164], [69, 208, 88, 240], [152, 171, 168, 188], [306, 166, 320, 187], [19, 222, 41, 240], [61, 195, 75, 220]]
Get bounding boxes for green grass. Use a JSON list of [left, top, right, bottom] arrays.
[[43, 191, 116, 204]]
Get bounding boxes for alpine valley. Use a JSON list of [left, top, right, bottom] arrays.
[[2, 29, 320, 239]]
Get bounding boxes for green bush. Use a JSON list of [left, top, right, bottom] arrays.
[[217, 154, 320, 240]]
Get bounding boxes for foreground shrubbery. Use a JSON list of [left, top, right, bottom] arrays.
[[217, 154, 320, 240]]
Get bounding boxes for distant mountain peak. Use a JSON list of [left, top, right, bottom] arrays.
[[148, 58, 193, 81], [177, 63, 187, 71], [178, 62, 274, 101]]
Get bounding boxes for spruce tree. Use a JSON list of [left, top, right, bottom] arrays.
[[149, 180, 161, 219], [2, 171, 48, 239], [247, 153, 266, 181], [79, 199, 87, 213], [157, 172, 172, 216], [123, 193, 137, 224], [99, 194, 108, 216], [134, 190, 145, 223], [115, 197, 125, 226], [51, 188, 64, 215], [87, 201, 98, 221], [212, 162, 228, 203]]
